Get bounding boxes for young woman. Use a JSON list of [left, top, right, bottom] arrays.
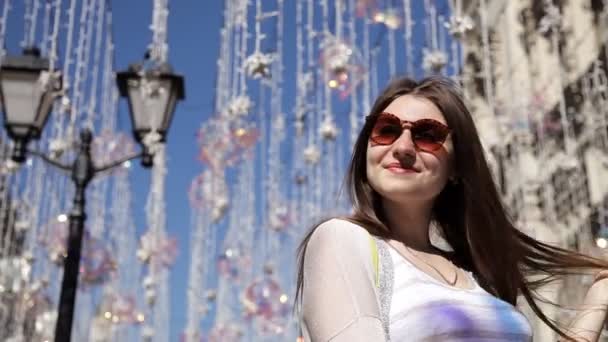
[[295, 76, 608, 341]]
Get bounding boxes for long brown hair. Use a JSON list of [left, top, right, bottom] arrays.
[[295, 76, 608, 340]]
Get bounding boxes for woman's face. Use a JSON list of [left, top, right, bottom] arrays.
[[366, 94, 454, 204]]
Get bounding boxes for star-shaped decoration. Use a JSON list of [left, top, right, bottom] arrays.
[[226, 95, 253, 118], [243, 52, 274, 79], [444, 15, 474, 39], [422, 49, 448, 73], [319, 118, 338, 140], [303, 145, 321, 165]]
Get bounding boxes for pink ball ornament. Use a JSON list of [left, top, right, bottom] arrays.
[[41, 218, 115, 286], [216, 247, 251, 282], [241, 276, 291, 335], [319, 35, 366, 99], [79, 235, 116, 287]]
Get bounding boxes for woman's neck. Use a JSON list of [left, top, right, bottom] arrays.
[[382, 198, 436, 252]]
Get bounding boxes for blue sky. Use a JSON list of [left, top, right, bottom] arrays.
[[110, 1, 224, 339], [3, 1, 224, 339]]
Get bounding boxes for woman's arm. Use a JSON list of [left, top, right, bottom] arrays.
[[561, 271, 608, 342], [300, 219, 386, 342]]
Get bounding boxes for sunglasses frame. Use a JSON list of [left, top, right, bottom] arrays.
[[367, 112, 452, 151]]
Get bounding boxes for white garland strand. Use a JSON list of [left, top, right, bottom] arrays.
[[84, 0, 106, 129], [388, 20, 396, 76], [403, 0, 414, 76], [41, 0, 51, 55], [0, 0, 10, 64], [67, 0, 95, 136], [149, 0, 169, 64]]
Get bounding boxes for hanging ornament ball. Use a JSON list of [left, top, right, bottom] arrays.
[[242, 276, 290, 335], [320, 35, 365, 97], [197, 118, 235, 170]]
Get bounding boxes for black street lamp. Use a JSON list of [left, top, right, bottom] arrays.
[[0, 47, 62, 162], [116, 63, 185, 167], [0, 50, 185, 342]]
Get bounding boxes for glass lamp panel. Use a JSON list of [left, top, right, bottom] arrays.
[[161, 81, 179, 135], [128, 77, 173, 137], [145, 78, 172, 133], [0, 70, 44, 137], [126, 78, 148, 138]]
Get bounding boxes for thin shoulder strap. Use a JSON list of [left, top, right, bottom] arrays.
[[368, 234, 380, 287]]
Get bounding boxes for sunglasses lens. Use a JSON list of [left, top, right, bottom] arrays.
[[371, 116, 402, 145], [411, 120, 448, 151]]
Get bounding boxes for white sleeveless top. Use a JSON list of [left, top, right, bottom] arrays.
[[300, 219, 533, 341], [386, 243, 533, 341]]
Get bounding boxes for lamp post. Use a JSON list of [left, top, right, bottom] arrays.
[[0, 50, 185, 342]]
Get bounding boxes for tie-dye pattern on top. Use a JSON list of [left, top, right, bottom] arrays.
[[387, 245, 533, 341]]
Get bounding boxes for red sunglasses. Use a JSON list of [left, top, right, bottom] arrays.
[[368, 112, 451, 152]]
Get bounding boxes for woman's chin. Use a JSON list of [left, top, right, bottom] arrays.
[[378, 187, 432, 203]]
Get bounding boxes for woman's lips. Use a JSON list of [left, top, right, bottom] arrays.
[[385, 163, 420, 173]]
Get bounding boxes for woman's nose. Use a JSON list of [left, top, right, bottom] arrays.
[[392, 129, 416, 163]]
